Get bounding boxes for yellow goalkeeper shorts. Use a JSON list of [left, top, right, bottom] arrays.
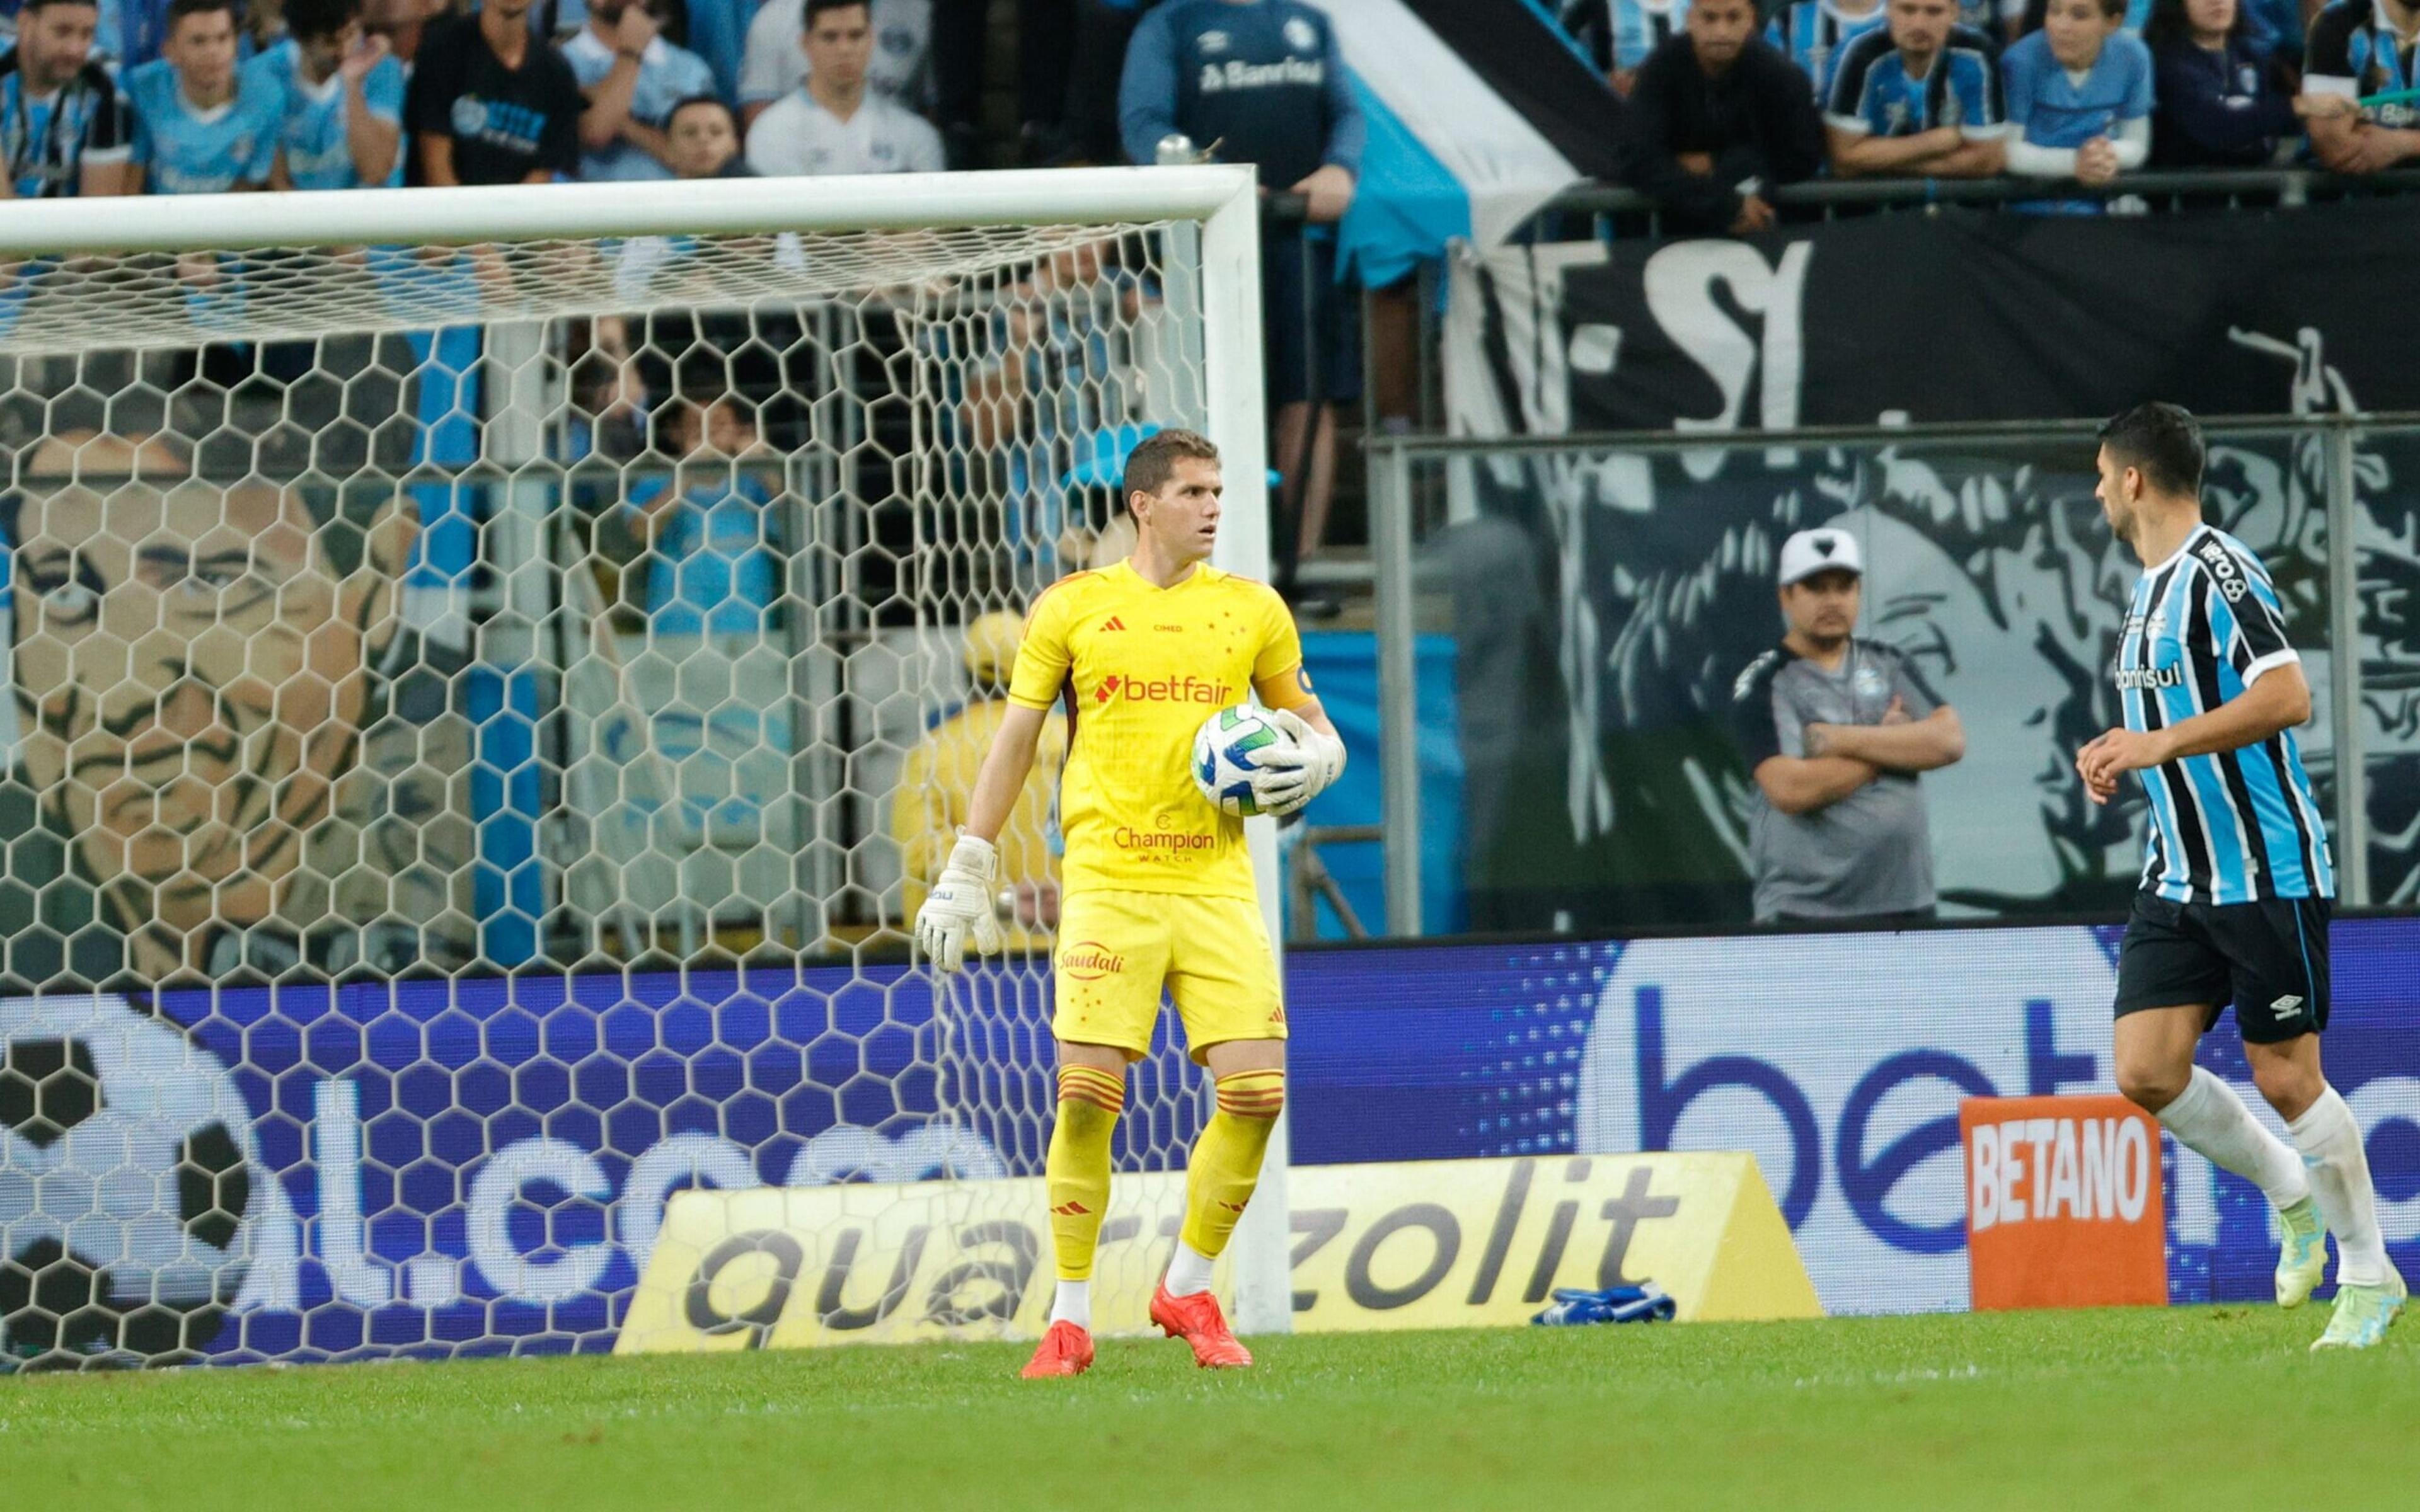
[[1052, 890, 1285, 1063]]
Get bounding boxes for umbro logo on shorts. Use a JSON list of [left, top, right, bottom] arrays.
[[2272, 995, 2305, 1017]]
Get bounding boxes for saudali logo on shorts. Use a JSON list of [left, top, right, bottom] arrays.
[[1093, 672, 1228, 706], [1061, 941, 1126, 980]]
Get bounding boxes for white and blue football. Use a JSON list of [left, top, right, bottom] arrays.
[[1192, 704, 1290, 818], [0, 995, 265, 1370]]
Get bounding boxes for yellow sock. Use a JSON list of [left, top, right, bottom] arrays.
[[1046, 1064, 1123, 1281], [1178, 1070, 1285, 1258]]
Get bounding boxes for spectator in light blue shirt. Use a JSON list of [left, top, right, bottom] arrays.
[[567, 0, 715, 182], [631, 394, 780, 641], [125, 0, 280, 193], [2000, 0, 2152, 195], [250, 0, 406, 190]]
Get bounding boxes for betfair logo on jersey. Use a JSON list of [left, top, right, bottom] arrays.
[[1197, 57, 1325, 93], [1060, 942, 1126, 980], [1093, 672, 1229, 706]]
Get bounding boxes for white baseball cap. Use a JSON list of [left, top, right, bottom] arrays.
[[1777, 528, 1864, 587]]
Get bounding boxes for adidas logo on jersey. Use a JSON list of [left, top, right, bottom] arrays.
[[1102, 616, 1127, 631]]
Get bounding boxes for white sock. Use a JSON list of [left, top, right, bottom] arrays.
[[1163, 1239, 1217, 1298], [1050, 1280, 1091, 1329], [2286, 1087, 2392, 1289], [2155, 1066, 2310, 1211]]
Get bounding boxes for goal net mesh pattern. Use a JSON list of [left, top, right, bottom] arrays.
[[0, 210, 1234, 1366]]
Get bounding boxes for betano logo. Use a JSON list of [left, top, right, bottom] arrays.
[[1968, 1114, 2153, 1230], [1093, 672, 1229, 706], [1061, 942, 1126, 980]]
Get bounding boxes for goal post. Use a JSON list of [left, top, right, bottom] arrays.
[[0, 166, 1292, 1365]]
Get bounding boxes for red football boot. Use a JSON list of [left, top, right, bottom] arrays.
[[1020, 1319, 1096, 1378], [1149, 1285, 1253, 1368]]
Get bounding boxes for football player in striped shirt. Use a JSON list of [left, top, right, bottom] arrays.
[[2078, 402, 2402, 1350]]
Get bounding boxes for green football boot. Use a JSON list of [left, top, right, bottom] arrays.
[[2312, 1266, 2406, 1352], [2275, 1198, 2328, 1309]]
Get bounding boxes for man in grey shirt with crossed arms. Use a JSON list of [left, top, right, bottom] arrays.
[[1731, 527, 1966, 923]]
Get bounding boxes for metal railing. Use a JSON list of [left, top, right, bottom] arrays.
[[1364, 413, 2416, 936], [1538, 166, 2420, 220]]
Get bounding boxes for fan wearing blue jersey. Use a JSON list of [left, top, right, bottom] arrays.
[[567, 0, 715, 182], [2300, 0, 2420, 173], [125, 0, 279, 193], [2000, 0, 2151, 192], [1826, 0, 2008, 175], [250, 0, 405, 190], [1770, 0, 1889, 101], [1118, 0, 1363, 600], [2078, 402, 2402, 1351], [0, 0, 133, 198]]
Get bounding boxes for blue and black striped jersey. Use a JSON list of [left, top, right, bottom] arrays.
[[0, 52, 131, 199], [2115, 524, 2332, 905]]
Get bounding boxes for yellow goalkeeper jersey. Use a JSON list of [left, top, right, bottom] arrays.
[[1008, 561, 1312, 899]]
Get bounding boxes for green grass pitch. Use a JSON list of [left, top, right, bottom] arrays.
[[3, 1308, 2409, 1509]]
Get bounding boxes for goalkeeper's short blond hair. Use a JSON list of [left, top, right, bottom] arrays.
[[1121, 428, 1219, 515]]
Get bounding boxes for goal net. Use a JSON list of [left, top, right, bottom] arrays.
[[0, 168, 1288, 1368]]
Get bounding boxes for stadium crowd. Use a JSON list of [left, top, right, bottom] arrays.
[[1606, 0, 2415, 230], [3, 0, 2405, 202]]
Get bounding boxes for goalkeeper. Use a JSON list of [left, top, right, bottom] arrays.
[[914, 427, 1345, 1378]]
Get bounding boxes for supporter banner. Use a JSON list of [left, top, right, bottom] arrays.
[[1448, 203, 2420, 437], [1440, 215, 2420, 931], [615, 1152, 1816, 1353], [4, 920, 2414, 1365]]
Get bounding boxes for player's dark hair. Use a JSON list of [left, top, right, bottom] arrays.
[[166, 0, 239, 30], [667, 94, 737, 130], [2090, 0, 2128, 18], [21, 0, 103, 15], [1122, 428, 1220, 516], [2141, 0, 2245, 47], [284, 0, 363, 45], [804, 0, 869, 29], [2098, 401, 2204, 500]]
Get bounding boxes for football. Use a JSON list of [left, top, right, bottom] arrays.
[[0, 995, 265, 1370], [1192, 704, 1292, 817]]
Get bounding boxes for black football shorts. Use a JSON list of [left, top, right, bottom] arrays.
[[2112, 889, 2331, 1044]]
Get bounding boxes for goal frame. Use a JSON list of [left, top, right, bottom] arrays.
[[0, 166, 1294, 1337]]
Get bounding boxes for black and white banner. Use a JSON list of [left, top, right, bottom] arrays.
[[1440, 205, 2420, 931]]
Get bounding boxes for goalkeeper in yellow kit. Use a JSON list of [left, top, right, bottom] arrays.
[[913, 428, 1346, 1378]]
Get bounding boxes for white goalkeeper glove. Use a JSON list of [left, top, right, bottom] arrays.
[[1249, 707, 1347, 817], [913, 832, 1003, 973]]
